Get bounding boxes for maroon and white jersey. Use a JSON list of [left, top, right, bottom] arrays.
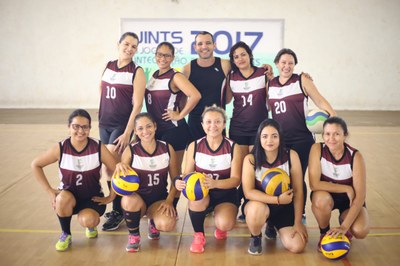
[[58, 137, 102, 200], [254, 149, 291, 192], [194, 137, 235, 192], [99, 60, 141, 128], [268, 74, 314, 144], [229, 67, 268, 136], [320, 143, 358, 186], [145, 69, 187, 132], [129, 140, 170, 196]]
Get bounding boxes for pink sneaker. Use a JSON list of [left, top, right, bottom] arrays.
[[126, 234, 141, 252], [214, 228, 227, 240], [148, 220, 160, 240], [190, 232, 206, 253]]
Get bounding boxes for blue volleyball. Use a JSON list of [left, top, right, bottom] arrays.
[[321, 234, 351, 260], [306, 109, 329, 133], [111, 169, 140, 196], [261, 168, 291, 196], [182, 172, 209, 201]]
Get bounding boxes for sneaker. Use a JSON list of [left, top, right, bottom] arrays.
[[248, 235, 262, 255], [55, 232, 72, 251], [190, 232, 206, 253], [317, 233, 325, 252], [126, 234, 141, 252], [302, 214, 307, 225], [102, 210, 123, 231], [237, 214, 246, 223], [264, 223, 277, 240], [148, 220, 160, 240], [104, 211, 111, 219], [85, 227, 98, 239], [214, 228, 227, 240]]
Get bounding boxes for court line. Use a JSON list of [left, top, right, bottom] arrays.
[[1, 228, 400, 238]]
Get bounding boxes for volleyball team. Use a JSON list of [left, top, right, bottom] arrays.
[[31, 31, 370, 255]]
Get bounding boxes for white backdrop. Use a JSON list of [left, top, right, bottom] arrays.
[[0, 0, 399, 110]]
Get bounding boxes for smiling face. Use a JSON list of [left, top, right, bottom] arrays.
[[134, 116, 157, 143], [322, 123, 347, 152], [276, 53, 296, 79], [155, 44, 174, 72], [260, 125, 280, 153], [69, 116, 91, 142], [194, 34, 216, 60], [118, 35, 139, 62], [202, 111, 225, 138], [233, 47, 251, 70]]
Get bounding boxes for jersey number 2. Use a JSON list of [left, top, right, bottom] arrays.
[[274, 101, 287, 114]]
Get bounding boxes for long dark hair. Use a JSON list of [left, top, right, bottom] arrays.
[[229, 41, 254, 72], [251, 119, 285, 170]]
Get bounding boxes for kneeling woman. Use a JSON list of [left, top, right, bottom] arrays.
[[175, 105, 242, 253], [242, 119, 307, 255], [116, 113, 179, 252], [309, 117, 369, 251]]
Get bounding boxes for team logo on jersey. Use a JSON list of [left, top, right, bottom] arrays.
[[209, 158, 217, 169], [148, 79, 155, 89], [110, 73, 117, 82], [333, 167, 339, 178], [277, 88, 283, 96], [243, 82, 250, 91], [149, 159, 157, 169], [76, 159, 83, 170]]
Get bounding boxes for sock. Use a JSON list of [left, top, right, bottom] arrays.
[[189, 209, 206, 233], [251, 233, 262, 238], [320, 225, 330, 235], [113, 195, 123, 214], [57, 215, 72, 235], [123, 210, 141, 235]]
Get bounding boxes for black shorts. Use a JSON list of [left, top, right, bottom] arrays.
[[188, 115, 205, 141], [136, 191, 168, 209], [229, 134, 256, 146], [267, 203, 295, 230], [99, 126, 127, 145], [156, 123, 191, 151], [209, 188, 239, 209], [72, 193, 106, 216], [310, 191, 366, 215]]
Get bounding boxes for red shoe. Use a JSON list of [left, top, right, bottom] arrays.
[[190, 232, 206, 253], [214, 228, 227, 240]]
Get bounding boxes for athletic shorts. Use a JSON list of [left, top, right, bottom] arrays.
[[229, 133, 256, 146], [99, 126, 128, 145], [72, 192, 106, 216], [209, 188, 239, 209], [136, 190, 168, 209], [156, 123, 191, 151], [267, 202, 295, 230], [310, 191, 366, 215]]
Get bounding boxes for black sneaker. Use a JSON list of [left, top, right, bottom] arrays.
[[104, 211, 111, 219], [264, 223, 277, 240], [248, 235, 262, 255], [102, 210, 124, 231]]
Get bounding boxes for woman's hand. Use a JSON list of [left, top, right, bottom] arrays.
[[278, 189, 294, 205], [157, 201, 176, 217], [326, 226, 350, 239], [291, 222, 308, 243], [113, 132, 131, 154], [175, 179, 186, 191], [114, 162, 133, 177], [261, 64, 274, 80], [92, 194, 115, 205], [203, 174, 217, 189], [47, 188, 59, 210], [346, 186, 355, 207], [162, 109, 180, 122]]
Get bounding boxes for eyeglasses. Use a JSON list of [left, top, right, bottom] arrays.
[[156, 52, 173, 59], [71, 124, 91, 131]]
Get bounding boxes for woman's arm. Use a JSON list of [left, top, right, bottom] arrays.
[[175, 141, 196, 191], [289, 150, 304, 225], [302, 75, 336, 117]]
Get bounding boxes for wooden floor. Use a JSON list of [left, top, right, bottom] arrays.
[[0, 110, 400, 266]]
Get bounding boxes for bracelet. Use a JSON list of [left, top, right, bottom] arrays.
[[277, 195, 280, 205]]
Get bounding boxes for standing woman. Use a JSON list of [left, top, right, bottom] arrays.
[[226, 41, 270, 221], [31, 109, 117, 251], [175, 105, 242, 253], [268, 48, 336, 225], [116, 113, 179, 252], [146, 42, 201, 176], [242, 119, 307, 255], [99, 32, 146, 231], [308, 117, 369, 251]]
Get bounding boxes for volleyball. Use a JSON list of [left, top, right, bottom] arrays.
[[182, 172, 209, 201], [111, 169, 140, 196], [306, 109, 329, 133], [321, 234, 351, 260], [261, 168, 291, 196]]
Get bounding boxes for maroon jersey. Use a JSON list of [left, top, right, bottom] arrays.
[[99, 60, 141, 128], [229, 67, 268, 136], [194, 136, 235, 193], [129, 140, 170, 196], [254, 149, 291, 192], [268, 74, 314, 144], [145, 69, 187, 132], [320, 143, 358, 186], [58, 137, 102, 200]]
